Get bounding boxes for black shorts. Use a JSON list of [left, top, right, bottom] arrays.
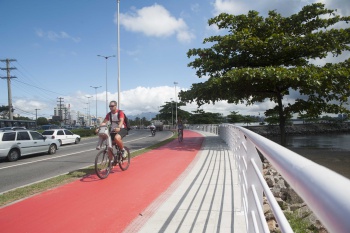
[[110, 128, 128, 140]]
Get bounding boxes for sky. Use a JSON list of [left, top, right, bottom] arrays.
[[1, 0, 350, 121]]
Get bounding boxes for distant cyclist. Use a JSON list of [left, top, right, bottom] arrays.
[[177, 117, 184, 136], [150, 123, 156, 134], [96, 100, 127, 158]]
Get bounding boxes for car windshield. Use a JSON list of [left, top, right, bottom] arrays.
[[42, 130, 55, 135]]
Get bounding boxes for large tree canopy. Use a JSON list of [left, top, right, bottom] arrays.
[[179, 3, 350, 144]]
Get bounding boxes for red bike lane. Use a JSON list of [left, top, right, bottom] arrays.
[[0, 130, 204, 233]]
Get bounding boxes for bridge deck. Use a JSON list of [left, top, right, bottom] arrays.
[[125, 131, 246, 232]]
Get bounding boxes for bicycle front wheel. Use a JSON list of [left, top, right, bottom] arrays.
[[119, 146, 130, 171], [95, 150, 112, 179]]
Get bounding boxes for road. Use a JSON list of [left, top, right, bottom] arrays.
[[0, 129, 173, 194]]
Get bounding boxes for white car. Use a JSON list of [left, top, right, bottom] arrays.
[[42, 129, 80, 146], [0, 130, 60, 162]]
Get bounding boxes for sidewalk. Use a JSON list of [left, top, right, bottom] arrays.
[[0, 130, 245, 233], [125, 130, 246, 232]]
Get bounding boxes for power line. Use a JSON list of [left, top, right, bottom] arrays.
[[13, 79, 66, 96]]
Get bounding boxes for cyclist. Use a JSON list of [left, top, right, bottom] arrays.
[[150, 123, 156, 134], [177, 117, 184, 137], [96, 100, 128, 157]]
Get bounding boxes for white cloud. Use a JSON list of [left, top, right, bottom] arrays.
[[35, 29, 81, 43], [212, 0, 350, 18], [213, 0, 248, 15], [118, 4, 195, 43], [191, 3, 200, 13]]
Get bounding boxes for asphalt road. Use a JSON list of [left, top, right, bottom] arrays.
[[0, 129, 173, 194]]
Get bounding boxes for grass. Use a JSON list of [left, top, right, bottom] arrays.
[[0, 133, 177, 207], [285, 212, 318, 233]]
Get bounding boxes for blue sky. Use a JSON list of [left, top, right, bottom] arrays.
[[1, 0, 349, 120]]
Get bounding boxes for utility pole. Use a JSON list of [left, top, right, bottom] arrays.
[[57, 97, 64, 125], [0, 59, 17, 120], [35, 109, 40, 129]]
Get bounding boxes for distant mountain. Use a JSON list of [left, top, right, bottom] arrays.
[[127, 112, 158, 120]]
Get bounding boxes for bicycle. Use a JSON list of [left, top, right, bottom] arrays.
[[151, 128, 156, 136], [178, 128, 183, 142], [94, 126, 130, 179]]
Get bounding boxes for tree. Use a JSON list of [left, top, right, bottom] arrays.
[[37, 117, 49, 126], [227, 111, 245, 123], [180, 3, 350, 145], [187, 109, 225, 124], [157, 101, 192, 125], [0, 105, 9, 119]]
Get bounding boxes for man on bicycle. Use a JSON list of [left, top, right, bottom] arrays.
[[150, 123, 156, 134], [97, 100, 128, 158], [177, 117, 184, 136]]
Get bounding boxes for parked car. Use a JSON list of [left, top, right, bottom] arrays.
[[42, 129, 80, 146], [0, 130, 60, 162]]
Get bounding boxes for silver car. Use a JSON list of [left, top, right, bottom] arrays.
[[0, 130, 60, 162]]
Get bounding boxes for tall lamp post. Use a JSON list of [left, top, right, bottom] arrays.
[[174, 82, 178, 124], [90, 85, 102, 126], [86, 96, 93, 126], [35, 109, 40, 129], [170, 98, 173, 127], [117, 0, 121, 109], [97, 55, 115, 112]]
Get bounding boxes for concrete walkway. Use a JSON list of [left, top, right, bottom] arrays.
[[124, 131, 246, 233]]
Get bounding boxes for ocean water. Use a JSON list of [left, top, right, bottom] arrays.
[[269, 133, 350, 151], [284, 134, 350, 151]]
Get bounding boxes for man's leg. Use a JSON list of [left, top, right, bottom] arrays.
[[114, 134, 124, 150]]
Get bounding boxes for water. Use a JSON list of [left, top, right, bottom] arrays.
[[269, 133, 350, 179], [284, 134, 350, 151]]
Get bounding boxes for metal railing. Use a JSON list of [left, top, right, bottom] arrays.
[[190, 124, 350, 233]]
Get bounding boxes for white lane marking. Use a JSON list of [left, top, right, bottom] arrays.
[[0, 136, 150, 170]]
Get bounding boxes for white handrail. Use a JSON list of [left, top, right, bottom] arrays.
[[190, 124, 350, 233]]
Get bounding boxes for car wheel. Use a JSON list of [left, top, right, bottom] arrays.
[[75, 138, 80, 144], [7, 149, 20, 162], [58, 139, 62, 146], [48, 144, 57, 154]]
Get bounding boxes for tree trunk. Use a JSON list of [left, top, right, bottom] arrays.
[[277, 93, 287, 146]]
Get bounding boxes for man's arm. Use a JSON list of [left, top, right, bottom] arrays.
[[118, 117, 124, 128]]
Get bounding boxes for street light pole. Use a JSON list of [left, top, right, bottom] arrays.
[[86, 96, 93, 126], [90, 85, 102, 126], [97, 55, 115, 113], [117, 0, 121, 109], [35, 109, 40, 129], [174, 82, 178, 124], [170, 98, 173, 127]]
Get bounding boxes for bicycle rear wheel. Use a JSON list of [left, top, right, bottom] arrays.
[[119, 146, 130, 171], [95, 150, 112, 179], [178, 131, 183, 142]]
